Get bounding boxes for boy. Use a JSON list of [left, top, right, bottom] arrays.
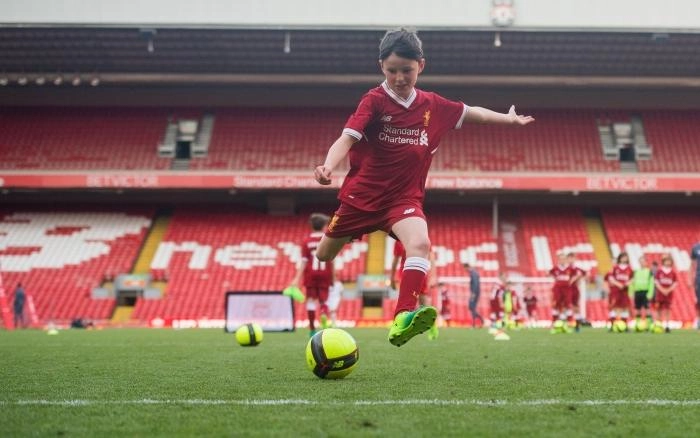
[[606, 252, 633, 331], [629, 255, 654, 331], [489, 274, 507, 332], [567, 252, 586, 331], [654, 254, 677, 333], [549, 253, 573, 326], [437, 282, 452, 327], [523, 287, 538, 328], [463, 262, 484, 328], [313, 28, 534, 346], [288, 213, 335, 337]]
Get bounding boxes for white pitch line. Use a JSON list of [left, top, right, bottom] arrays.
[[1, 399, 700, 407]]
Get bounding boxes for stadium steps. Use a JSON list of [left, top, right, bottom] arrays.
[[111, 212, 171, 323], [584, 215, 613, 276], [366, 231, 387, 275], [363, 231, 387, 318], [132, 213, 172, 275], [111, 306, 135, 324]]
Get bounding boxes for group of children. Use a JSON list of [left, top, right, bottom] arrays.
[[488, 277, 540, 331], [606, 252, 678, 333]]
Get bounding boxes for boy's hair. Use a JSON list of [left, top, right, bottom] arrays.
[[379, 28, 423, 61], [661, 254, 673, 264], [617, 252, 629, 264], [309, 213, 330, 231]]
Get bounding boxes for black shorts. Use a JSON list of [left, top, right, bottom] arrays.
[[695, 281, 700, 304], [634, 291, 649, 310]]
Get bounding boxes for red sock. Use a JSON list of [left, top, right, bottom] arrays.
[[320, 302, 329, 317], [394, 269, 423, 315], [395, 262, 431, 316], [308, 310, 316, 330]]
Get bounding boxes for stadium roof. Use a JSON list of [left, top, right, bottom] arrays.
[[1, 27, 699, 87]]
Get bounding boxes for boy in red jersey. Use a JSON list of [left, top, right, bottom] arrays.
[[606, 252, 633, 331], [288, 213, 335, 337], [437, 282, 452, 327], [567, 252, 587, 332], [489, 274, 508, 332], [313, 28, 534, 346], [549, 253, 573, 327], [654, 254, 678, 333], [523, 287, 538, 327]]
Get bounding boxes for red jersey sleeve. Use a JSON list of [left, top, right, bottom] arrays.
[[300, 238, 312, 261], [343, 92, 377, 140], [432, 92, 467, 132]]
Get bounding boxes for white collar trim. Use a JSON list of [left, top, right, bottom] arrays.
[[381, 81, 416, 109]]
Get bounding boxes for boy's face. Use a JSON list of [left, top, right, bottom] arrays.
[[379, 53, 425, 99]]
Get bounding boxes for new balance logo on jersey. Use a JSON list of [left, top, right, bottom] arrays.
[[380, 115, 392, 122], [403, 208, 416, 215]]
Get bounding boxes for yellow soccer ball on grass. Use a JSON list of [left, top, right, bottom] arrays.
[[235, 323, 264, 346], [306, 328, 359, 379], [650, 322, 665, 334], [612, 320, 627, 333]]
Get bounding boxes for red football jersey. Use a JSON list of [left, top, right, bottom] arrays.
[[569, 264, 586, 281], [490, 283, 505, 312], [655, 267, 677, 290], [340, 81, 466, 211], [301, 231, 333, 288], [549, 265, 573, 287], [523, 295, 538, 313], [608, 264, 633, 287]]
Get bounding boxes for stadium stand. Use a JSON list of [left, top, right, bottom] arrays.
[[0, 108, 173, 170], [435, 110, 621, 172], [0, 209, 151, 322], [638, 111, 700, 173], [197, 108, 622, 173], [1, 107, 698, 174], [188, 108, 350, 171], [133, 208, 366, 322], [601, 208, 698, 323]]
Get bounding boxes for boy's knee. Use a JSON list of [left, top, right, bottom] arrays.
[[404, 238, 431, 255]]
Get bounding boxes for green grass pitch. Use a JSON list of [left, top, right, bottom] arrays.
[[1, 328, 699, 437]]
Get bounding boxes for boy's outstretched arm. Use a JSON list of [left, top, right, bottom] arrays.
[[464, 105, 534, 125], [314, 134, 356, 185]]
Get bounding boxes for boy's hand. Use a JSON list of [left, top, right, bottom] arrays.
[[314, 165, 332, 185], [509, 105, 535, 125]]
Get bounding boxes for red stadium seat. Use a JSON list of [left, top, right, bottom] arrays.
[[0, 209, 152, 322], [0, 108, 174, 170], [132, 208, 366, 322]]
